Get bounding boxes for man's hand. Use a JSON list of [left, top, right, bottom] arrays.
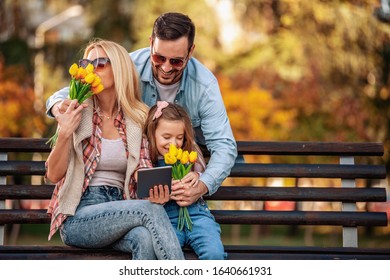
[[170, 179, 208, 207]]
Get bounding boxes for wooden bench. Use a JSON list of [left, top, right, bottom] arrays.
[[0, 137, 389, 260]]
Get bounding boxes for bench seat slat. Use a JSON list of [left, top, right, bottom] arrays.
[[0, 185, 387, 202], [0, 209, 387, 227], [0, 246, 130, 260], [1, 245, 389, 260]]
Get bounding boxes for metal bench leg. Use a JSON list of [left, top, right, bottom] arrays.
[[340, 156, 358, 247], [0, 152, 7, 245]]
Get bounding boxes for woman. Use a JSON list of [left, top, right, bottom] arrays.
[[45, 39, 184, 260]]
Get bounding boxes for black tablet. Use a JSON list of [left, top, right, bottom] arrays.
[[136, 166, 172, 199]]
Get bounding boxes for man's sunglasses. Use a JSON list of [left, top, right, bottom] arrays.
[[151, 47, 189, 69], [78, 57, 111, 69]]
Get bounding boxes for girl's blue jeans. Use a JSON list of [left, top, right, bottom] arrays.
[[164, 199, 227, 260], [60, 185, 184, 260]]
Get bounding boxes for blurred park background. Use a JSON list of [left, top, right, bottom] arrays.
[[1, 0, 390, 247]]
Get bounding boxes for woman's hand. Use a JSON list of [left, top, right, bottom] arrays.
[[52, 98, 88, 121], [148, 184, 170, 204], [57, 99, 86, 139]]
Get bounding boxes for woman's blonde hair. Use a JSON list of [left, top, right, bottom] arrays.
[[83, 38, 148, 126]]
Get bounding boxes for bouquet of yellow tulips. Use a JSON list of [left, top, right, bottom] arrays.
[[164, 144, 198, 231], [46, 63, 104, 148]]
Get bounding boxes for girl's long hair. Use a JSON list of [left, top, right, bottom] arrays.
[[144, 103, 205, 170]]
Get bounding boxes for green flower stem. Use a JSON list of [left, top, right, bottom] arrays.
[[183, 206, 193, 231], [177, 206, 193, 231], [45, 129, 59, 148], [171, 161, 195, 231]]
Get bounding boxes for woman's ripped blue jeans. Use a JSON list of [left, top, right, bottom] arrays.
[[60, 186, 184, 260]]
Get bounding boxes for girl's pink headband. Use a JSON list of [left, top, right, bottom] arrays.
[[152, 101, 169, 120]]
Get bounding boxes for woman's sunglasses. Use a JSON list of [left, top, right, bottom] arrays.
[[78, 57, 111, 69], [151, 47, 189, 69]]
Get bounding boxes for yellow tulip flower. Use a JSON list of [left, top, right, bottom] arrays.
[[176, 148, 183, 160], [180, 151, 189, 165], [85, 63, 94, 74], [189, 151, 198, 163], [91, 76, 102, 87], [164, 153, 177, 165], [69, 63, 78, 77], [169, 144, 178, 157], [92, 84, 104, 94], [76, 67, 87, 80], [84, 73, 95, 84]]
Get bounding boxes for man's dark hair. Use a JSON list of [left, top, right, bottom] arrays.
[[151, 12, 195, 48]]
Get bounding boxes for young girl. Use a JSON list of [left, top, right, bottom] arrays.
[[142, 101, 226, 260]]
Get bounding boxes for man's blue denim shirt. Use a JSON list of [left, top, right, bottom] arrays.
[[46, 47, 237, 195]]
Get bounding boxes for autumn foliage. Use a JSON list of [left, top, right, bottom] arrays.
[[0, 59, 45, 137]]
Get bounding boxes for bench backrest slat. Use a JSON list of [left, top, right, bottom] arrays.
[[209, 186, 387, 202], [231, 163, 386, 179], [0, 138, 50, 153], [0, 185, 53, 199], [1, 162, 386, 179], [213, 210, 388, 227], [0, 185, 386, 202], [237, 141, 384, 156], [0, 161, 46, 176], [0, 138, 385, 156]]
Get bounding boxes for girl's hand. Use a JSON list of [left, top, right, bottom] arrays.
[[148, 184, 170, 204]]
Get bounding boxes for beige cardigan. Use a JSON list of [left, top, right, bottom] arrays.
[[56, 99, 142, 216]]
